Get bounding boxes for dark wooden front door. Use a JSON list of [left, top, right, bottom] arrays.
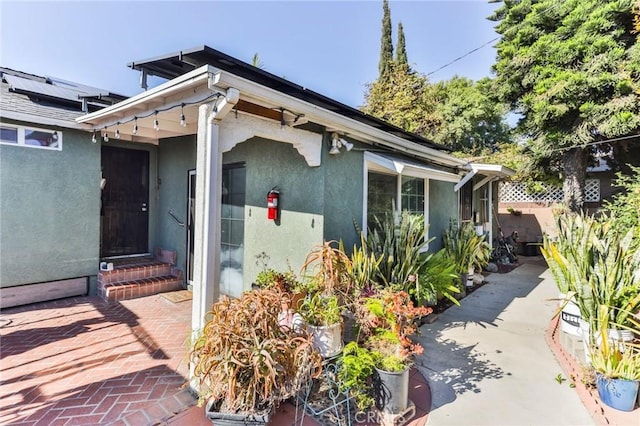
[[101, 146, 149, 257]]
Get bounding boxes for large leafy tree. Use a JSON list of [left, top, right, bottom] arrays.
[[430, 77, 512, 154], [362, 64, 442, 137], [491, 0, 640, 212]]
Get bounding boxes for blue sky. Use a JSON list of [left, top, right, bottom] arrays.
[[0, 0, 500, 108]]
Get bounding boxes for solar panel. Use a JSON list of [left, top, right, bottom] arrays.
[[4, 74, 84, 103]]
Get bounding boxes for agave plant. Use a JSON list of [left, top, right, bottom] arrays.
[[190, 289, 321, 413]]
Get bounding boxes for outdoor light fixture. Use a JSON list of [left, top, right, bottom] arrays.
[[103, 127, 109, 142], [153, 111, 160, 131], [115, 123, 120, 139], [133, 117, 138, 135], [91, 130, 97, 143], [329, 133, 353, 155], [180, 104, 186, 127]]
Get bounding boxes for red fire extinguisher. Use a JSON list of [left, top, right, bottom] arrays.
[[267, 188, 280, 220]]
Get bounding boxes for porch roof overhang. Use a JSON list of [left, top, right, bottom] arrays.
[[77, 53, 467, 170], [365, 151, 461, 183], [454, 163, 515, 192]]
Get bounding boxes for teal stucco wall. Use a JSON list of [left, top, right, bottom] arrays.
[[322, 134, 364, 253], [0, 123, 100, 287], [223, 138, 325, 290], [157, 136, 196, 278], [428, 179, 458, 251]]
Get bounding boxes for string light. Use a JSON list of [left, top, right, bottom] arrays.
[[88, 92, 306, 142]]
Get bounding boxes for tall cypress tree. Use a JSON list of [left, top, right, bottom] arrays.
[[378, 0, 394, 78], [395, 22, 408, 67]]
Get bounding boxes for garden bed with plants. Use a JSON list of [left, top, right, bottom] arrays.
[[541, 166, 640, 414], [189, 213, 493, 425]]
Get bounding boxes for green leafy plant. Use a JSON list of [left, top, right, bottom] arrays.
[[356, 289, 431, 372], [363, 211, 433, 290], [542, 213, 640, 331], [413, 249, 460, 306], [298, 292, 342, 326], [190, 289, 321, 413], [602, 165, 640, 242], [590, 305, 640, 381], [443, 221, 491, 275], [338, 342, 377, 410]]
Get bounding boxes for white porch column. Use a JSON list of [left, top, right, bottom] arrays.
[[192, 103, 222, 333]]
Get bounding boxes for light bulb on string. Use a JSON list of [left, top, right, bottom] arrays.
[[180, 104, 186, 127], [115, 123, 120, 139], [91, 130, 97, 143], [133, 117, 138, 135], [103, 127, 109, 142], [153, 111, 160, 131]]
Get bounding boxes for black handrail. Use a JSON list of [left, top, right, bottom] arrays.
[[168, 210, 185, 227]]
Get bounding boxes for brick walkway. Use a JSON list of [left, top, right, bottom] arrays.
[[0, 294, 196, 425]]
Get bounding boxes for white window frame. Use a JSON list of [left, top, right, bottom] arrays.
[[0, 124, 62, 151], [363, 152, 460, 250]]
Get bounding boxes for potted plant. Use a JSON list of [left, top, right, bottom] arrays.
[[590, 306, 640, 412], [254, 267, 306, 310], [350, 289, 431, 416], [298, 291, 343, 358], [443, 221, 491, 291], [190, 289, 321, 424]]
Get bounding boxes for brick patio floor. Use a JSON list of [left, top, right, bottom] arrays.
[[0, 294, 196, 425], [1, 294, 431, 426]]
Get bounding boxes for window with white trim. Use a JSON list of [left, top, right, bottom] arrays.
[[0, 124, 62, 150]]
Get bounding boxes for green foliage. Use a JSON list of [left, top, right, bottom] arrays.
[[362, 211, 432, 290], [349, 233, 384, 292], [430, 77, 513, 155], [490, 0, 640, 209], [298, 293, 342, 326], [602, 165, 640, 239], [590, 305, 640, 380], [442, 221, 491, 275], [254, 268, 302, 294], [338, 342, 377, 410], [190, 289, 320, 412], [355, 289, 431, 372], [542, 213, 640, 330], [362, 63, 441, 136], [395, 22, 408, 66], [378, 0, 394, 78], [414, 249, 461, 306]]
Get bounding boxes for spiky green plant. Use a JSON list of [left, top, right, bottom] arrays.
[[364, 211, 432, 289], [442, 221, 491, 275]]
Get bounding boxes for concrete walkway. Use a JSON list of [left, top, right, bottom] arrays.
[[415, 258, 596, 426]]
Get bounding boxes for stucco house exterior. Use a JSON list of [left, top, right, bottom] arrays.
[[1, 46, 511, 332]]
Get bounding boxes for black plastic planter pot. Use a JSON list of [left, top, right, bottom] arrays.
[[205, 400, 272, 425]]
